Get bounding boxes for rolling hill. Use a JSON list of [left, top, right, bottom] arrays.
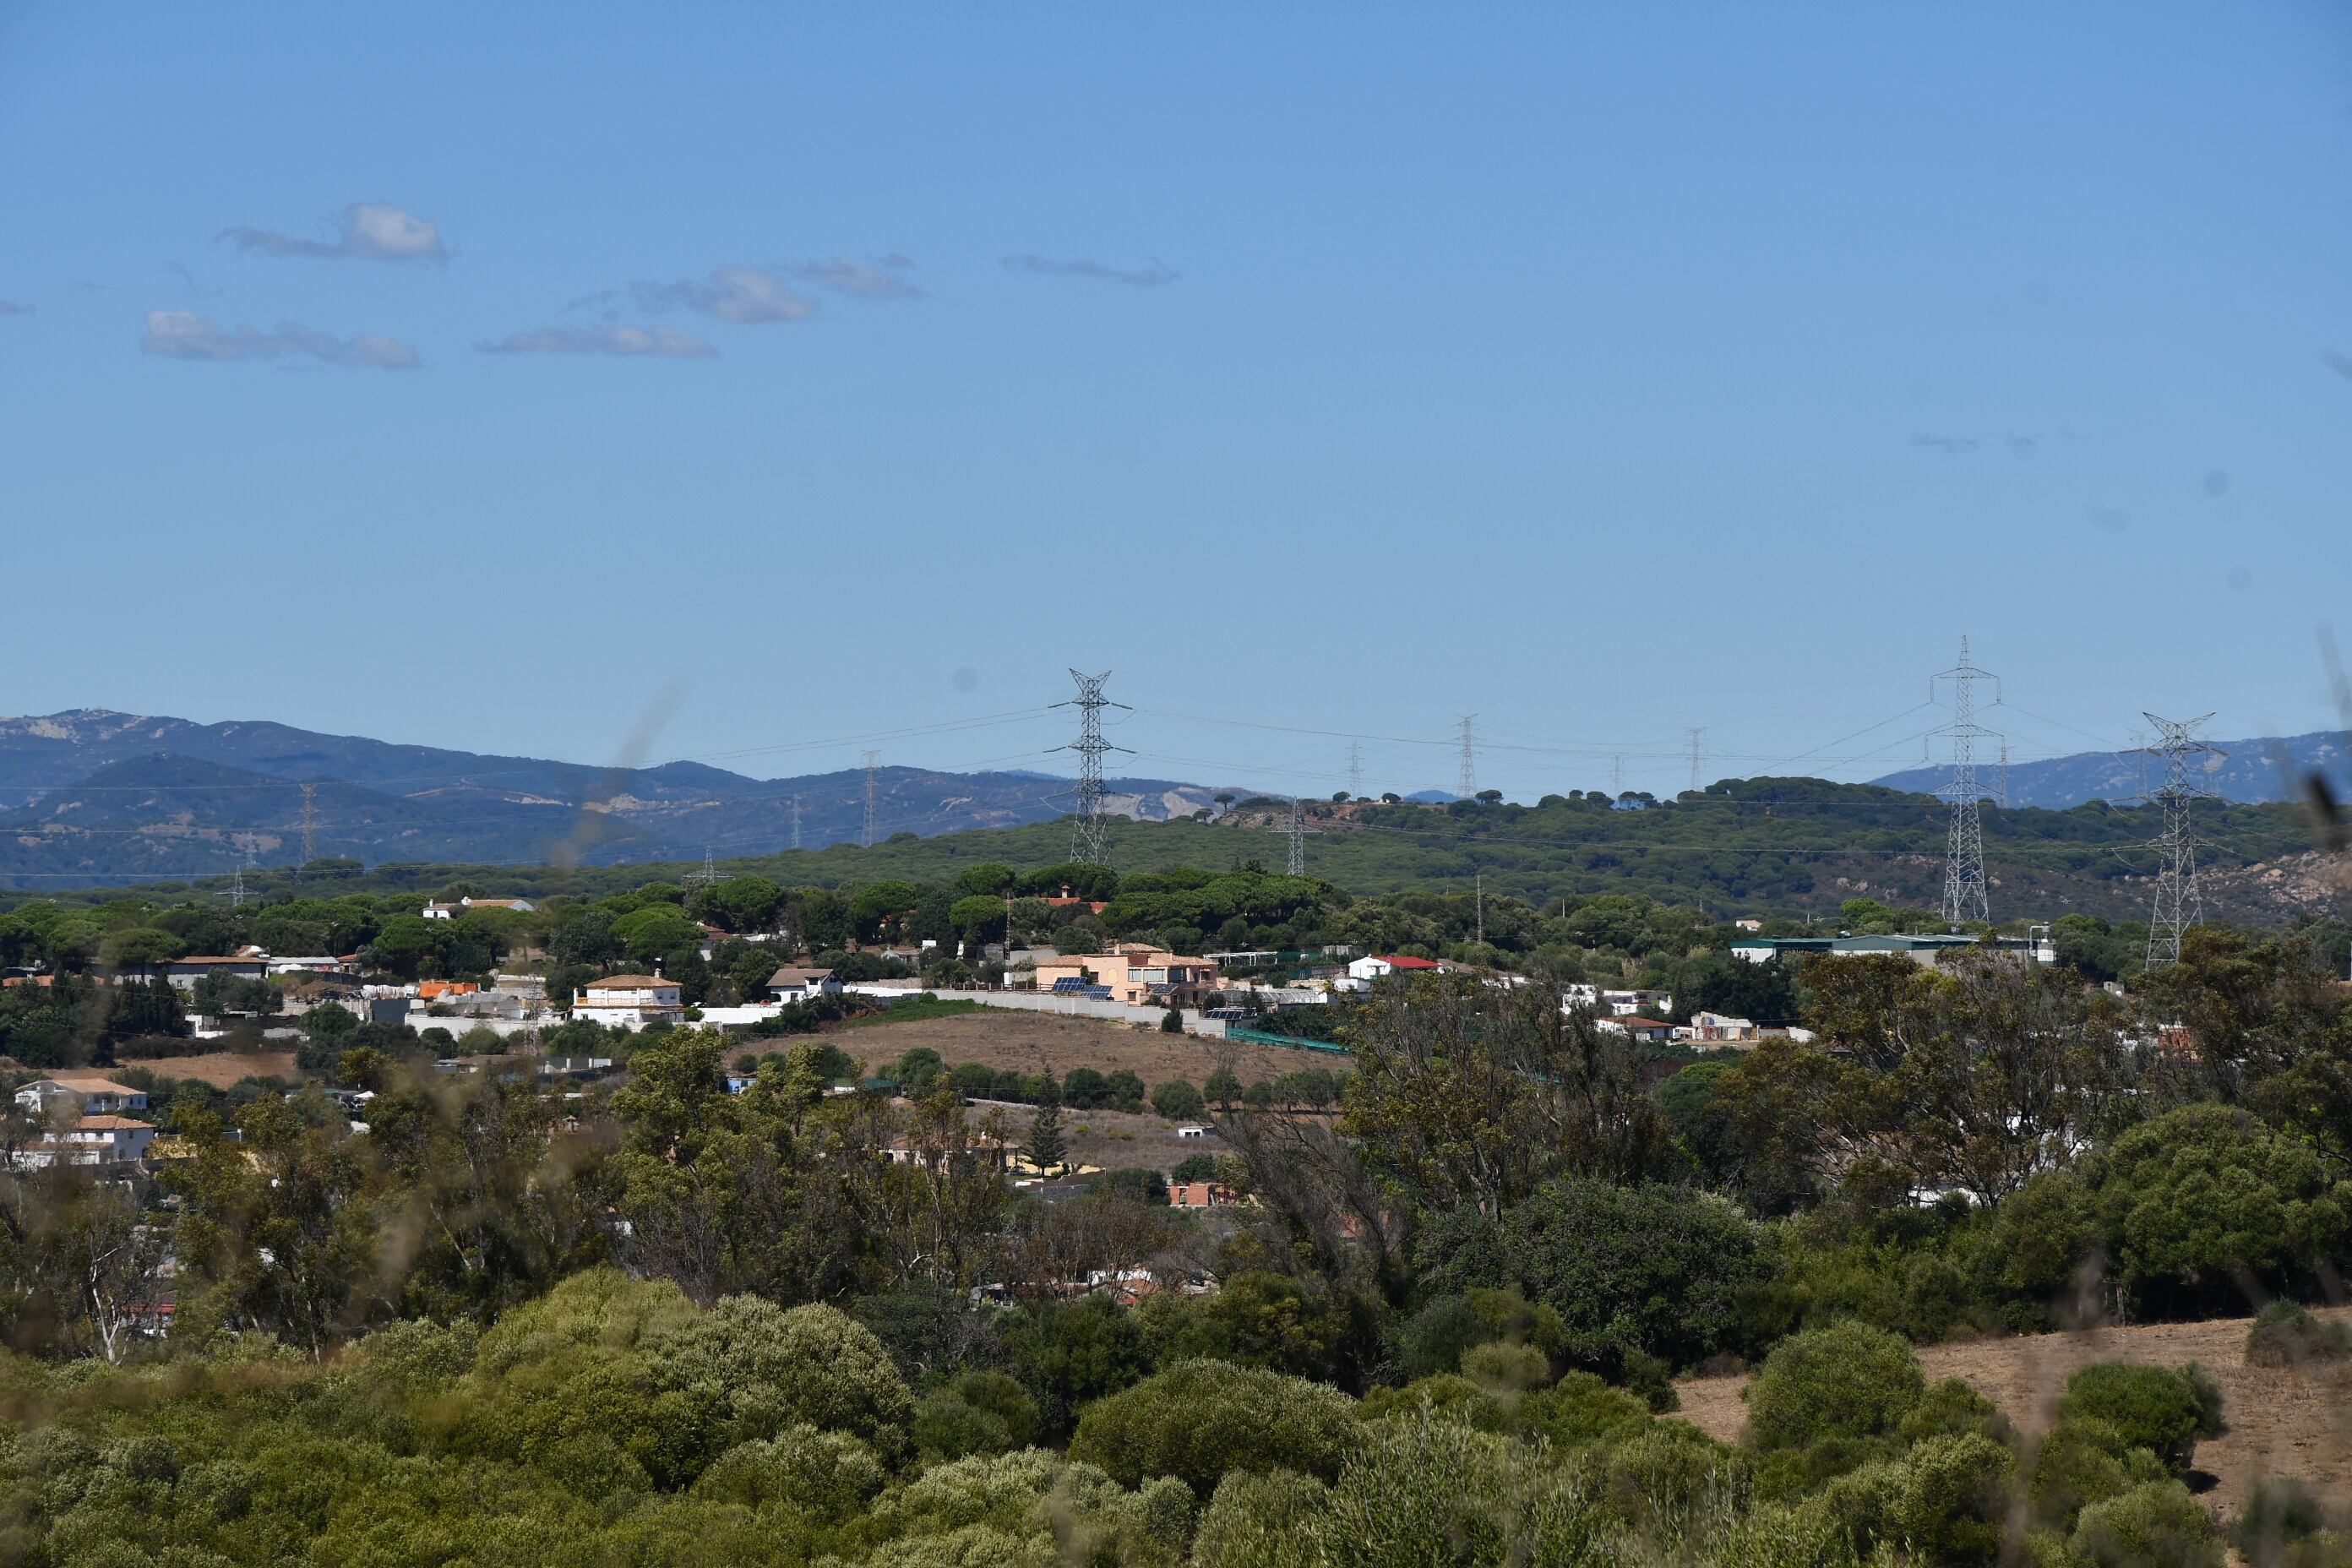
[[34, 775, 2345, 930], [1875, 728, 2349, 809], [0, 710, 1223, 885]]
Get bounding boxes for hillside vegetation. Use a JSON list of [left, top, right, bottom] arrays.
[[26, 775, 2332, 927]]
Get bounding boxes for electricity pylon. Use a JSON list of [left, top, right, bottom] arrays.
[[1930, 637, 2003, 926], [2141, 712, 2223, 969], [1054, 671, 1131, 864], [1268, 796, 1315, 875]]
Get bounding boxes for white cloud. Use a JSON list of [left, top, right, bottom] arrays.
[[218, 202, 449, 263], [139, 310, 420, 368], [793, 257, 923, 300], [1001, 254, 1179, 287], [634, 265, 815, 324], [474, 324, 717, 357]]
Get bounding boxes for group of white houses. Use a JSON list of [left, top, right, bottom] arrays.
[[566, 965, 843, 1028], [10, 1075, 157, 1167]]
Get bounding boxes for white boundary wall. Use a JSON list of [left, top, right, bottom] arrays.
[[842, 984, 1228, 1037]]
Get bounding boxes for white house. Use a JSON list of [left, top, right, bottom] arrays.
[[1565, 985, 1674, 1016], [571, 973, 684, 1029], [768, 966, 843, 1005], [423, 896, 536, 920], [1345, 955, 1448, 983], [14, 1075, 150, 1116], [1681, 1010, 1759, 1044], [14, 1114, 156, 1168]]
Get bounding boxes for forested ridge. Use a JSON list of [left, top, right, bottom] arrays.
[[21, 776, 2323, 928]]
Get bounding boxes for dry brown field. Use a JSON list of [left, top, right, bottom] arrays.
[[836, 1009, 1345, 1088], [131, 1049, 301, 1087]]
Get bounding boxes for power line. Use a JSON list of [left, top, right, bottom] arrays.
[[2141, 712, 2222, 970], [1054, 670, 1131, 865], [1930, 636, 2004, 926]]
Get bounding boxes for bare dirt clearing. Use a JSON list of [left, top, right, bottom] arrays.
[[125, 1049, 299, 1087], [1675, 1309, 2352, 1522], [834, 1010, 1344, 1087]]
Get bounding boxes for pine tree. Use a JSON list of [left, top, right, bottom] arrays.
[[1024, 1100, 1066, 1175]]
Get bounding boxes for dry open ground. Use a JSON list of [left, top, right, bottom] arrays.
[[125, 1049, 300, 1087], [835, 1010, 1347, 1088], [1674, 1309, 2352, 1523]]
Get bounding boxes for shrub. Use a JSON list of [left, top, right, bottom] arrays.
[[1897, 1376, 2016, 1450], [2237, 1478, 2335, 1568], [1391, 1286, 1564, 1380], [2028, 1418, 2168, 1531], [1318, 1413, 1624, 1567], [1745, 1321, 1924, 1452], [2057, 1364, 2219, 1475], [1194, 1469, 1331, 1568], [1892, 1433, 2015, 1566], [2070, 1479, 2224, 1568], [691, 1426, 886, 1519], [642, 1295, 918, 1452], [912, 1372, 1039, 1461], [2093, 1104, 2352, 1316], [1518, 1371, 1649, 1447], [1459, 1341, 1549, 1393], [1356, 1374, 1506, 1433], [1418, 1179, 1768, 1372], [1593, 1418, 1755, 1535], [2246, 1301, 2352, 1369], [1152, 1080, 1206, 1121], [1068, 1359, 1360, 1496]]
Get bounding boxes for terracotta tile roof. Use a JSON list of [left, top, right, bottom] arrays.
[[582, 975, 674, 990], [70, 1114, 152, 1130]]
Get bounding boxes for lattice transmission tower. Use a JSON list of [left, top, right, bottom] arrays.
[[685, 846, 719, 892], [1347, 742, 1363, 797], [2140, 712, 2223, 970], [1687, 728, 1705, 795], [300, 783, 318, 865], [861, 751, 880, 848], [1457, 716, 1477, 798], [1267, 797, 1315, 875], [1930, 637, 2004, 926], [1054, 670, 1131, 865]]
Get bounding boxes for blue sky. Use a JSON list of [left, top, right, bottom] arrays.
[[3, 3, 2349, 803]]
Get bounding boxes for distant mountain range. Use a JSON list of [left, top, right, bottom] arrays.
[[0, 710, 1227, 886], [1874, 729, 2349, 810]]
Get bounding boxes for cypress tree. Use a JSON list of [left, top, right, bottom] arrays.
[[1025, 1100, 1066, 1175]]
